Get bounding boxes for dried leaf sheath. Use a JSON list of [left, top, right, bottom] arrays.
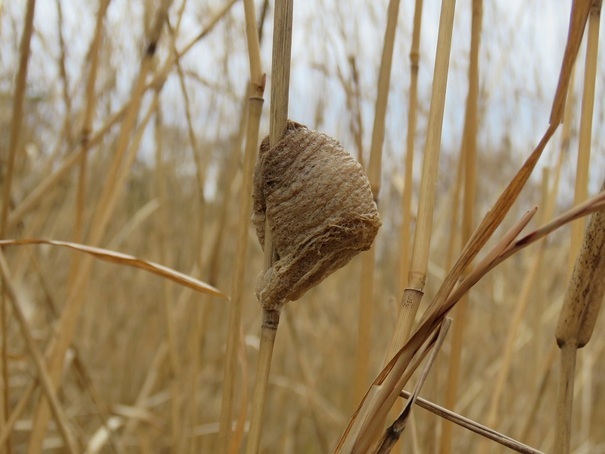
[[252, 121, 381, 310]]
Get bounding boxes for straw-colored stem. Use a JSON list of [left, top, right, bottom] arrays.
[[388, 0, 458, 367], [246, 310, 280, 454], [246, 0, 293, 451], [440, 4, 481, 450], [398, 0, 424, 298], [0, 0, 36, 236], [398, 391, 544, 454], [549, 0, 592, 126], [55, 0, 73, 142], [218, 0, 265, 448], [354, 0, 400, 402], [354, 247, 377, 401], [338, 0, 457, 447], [554, 343, 577, 454], [1, 1, 36, 449], [569, 0, 601, 268]]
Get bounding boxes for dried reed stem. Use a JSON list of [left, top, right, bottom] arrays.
[[246, 0, 293, 452], [339, 0, 458, 447], [440, 2, 481, 452], [218, 0, 265, 449], [398, 0, 424, 299], [387, 0, 457, 363], [1, 1, 36, 449], [354, 0, 400, 402], [70, 0, 109, 255], [399, 390, 544, 454], [569, 0, 601, 264], [0, 0, 36, 236]]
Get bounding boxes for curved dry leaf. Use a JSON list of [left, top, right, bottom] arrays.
[[0, 238, 225, 298]]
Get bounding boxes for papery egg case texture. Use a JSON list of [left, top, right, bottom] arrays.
[[252, 120, 382, 311]]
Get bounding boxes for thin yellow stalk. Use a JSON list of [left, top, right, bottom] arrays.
[[153, 100, 184, 452], [55, 0, 73, 142], [27, 1, 171, 443], [549, 0, 593, 126], [390, 0, 425, 431], [398, 0, 424, 299], [70, 0, 110, 355], [388, 0, 458, 360], [569, 0, 601, 270], [339, 0, 458, 446], [440, 2, 481, 452], [1, 1, 36, 449], [72, 0, 110, 246], [218, 0, 265, 449], [165, 16, 210, 453], [0, 0, 36, 236], [398, 391, 544, 454], [246, 0, 293, 452], [353, 0, 401, 402]]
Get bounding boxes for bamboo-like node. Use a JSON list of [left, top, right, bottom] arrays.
[[252, 120, 382, 311]]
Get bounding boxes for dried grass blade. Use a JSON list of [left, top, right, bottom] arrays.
[[550, 0, 593, 125], [398, 391, 544, 454], [0, 239, 224, 297]]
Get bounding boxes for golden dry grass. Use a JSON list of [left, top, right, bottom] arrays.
[[1, 0, 605, 453]]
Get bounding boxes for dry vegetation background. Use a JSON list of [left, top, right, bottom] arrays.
[[1, 0, 605, 452]]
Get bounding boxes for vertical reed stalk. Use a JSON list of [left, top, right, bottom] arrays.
[[71, 0, 110, 353], [398, 0, 424, 299], [1, 2, 36, 450], [218, 0, 265, 449], [569, 0, 601, 268], [353, 0, 400, 402], [386, 0, 457, 360], [338, 0, 457, 448], [440, 1, 481, 452], [246, 1, 293, 452], [0, 0, 36, 235]]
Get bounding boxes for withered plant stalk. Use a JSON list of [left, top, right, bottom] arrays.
[[246, 1, 293, 452], [218, 0, 265, 450], [440, 1, 481, 452], [354, 0, 400, 402]]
